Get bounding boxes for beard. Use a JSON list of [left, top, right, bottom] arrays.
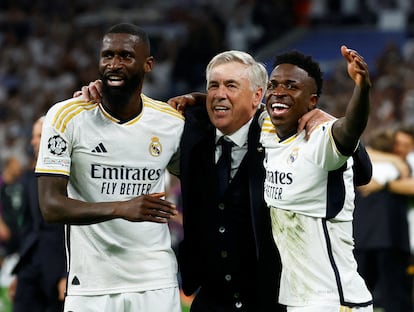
[[100, 73, 143, 108]]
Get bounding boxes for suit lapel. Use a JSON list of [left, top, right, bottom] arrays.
[[246, 111, 266, 256]]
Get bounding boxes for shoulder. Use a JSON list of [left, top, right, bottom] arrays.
[[260, 115, 277, 145], [142, 94, 184, 123], [45, 97, 98, 132], [307, 120, 337, 145], [373, 162, 400, 178]]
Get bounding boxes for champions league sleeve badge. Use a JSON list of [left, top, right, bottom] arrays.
[[48, 135, 68, 156], [149, 136, 162, 157]]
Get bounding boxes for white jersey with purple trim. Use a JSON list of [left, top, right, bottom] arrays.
[[36, 94, 184, 296], [260, 118, 372, 307]]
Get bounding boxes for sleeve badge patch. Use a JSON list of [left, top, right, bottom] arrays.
[[48, 135, 68, 156]]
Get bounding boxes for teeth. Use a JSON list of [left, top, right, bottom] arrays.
[[108, 75, 122, 81], [271, 103, 289, 109], [214, 105, 228, 111]]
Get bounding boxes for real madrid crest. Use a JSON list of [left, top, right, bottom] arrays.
[[287, 147, 299, 164], [149, 136, 162, 157]]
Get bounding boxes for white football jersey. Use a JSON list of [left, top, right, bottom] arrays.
[[371, 162, 400, 185], [260, 118, 372, 307], [36, 94, 184, 295]]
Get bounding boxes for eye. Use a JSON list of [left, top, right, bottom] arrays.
[[207, 82, 218, 90], [101, 51, 113, 59], [120, 52, 133, 59], [285, 83, 294, 90], [267, 81, 276, 90]]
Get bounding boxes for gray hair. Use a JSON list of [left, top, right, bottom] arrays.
[[206, 50, 268, 93]]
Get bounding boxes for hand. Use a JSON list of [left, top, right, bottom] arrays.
[[57, 277, 67, 301], [357, 180, 383, 197], [73, 80, 103, 102], [0, 217, 11, 241], [167, 94, 196, 115], [170, 211, 183, 226], [8, 276, 17, 301], [117, 192, 178, 223], [297, 108, 336, 140], [341, 45, 371, 89]]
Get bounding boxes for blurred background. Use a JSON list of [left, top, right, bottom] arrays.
[[0, 0, 414, 311], [0, 0, 413, 167]]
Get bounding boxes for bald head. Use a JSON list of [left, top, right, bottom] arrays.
[[31, 117, 44, 159]]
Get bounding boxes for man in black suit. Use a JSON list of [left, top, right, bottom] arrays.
[[177, 51, 281, 312], [10, 116, 66, 312], [172, 50, 372, 312]]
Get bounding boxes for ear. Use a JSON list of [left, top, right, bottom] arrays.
[[144, 56, 154, 73], [308, 94, 318, 110], [253, 87, 264, 108]]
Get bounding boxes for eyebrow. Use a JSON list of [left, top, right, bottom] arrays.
[[208, 78, 240, 85]]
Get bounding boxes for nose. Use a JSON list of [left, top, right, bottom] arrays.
[[267, 86, 285, 97], [212, 84, 228, 100], [109, 55, 122, 69]]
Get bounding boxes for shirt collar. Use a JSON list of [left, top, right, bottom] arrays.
[[215, 118, 253, 147]]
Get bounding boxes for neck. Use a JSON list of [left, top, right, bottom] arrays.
[[102, 92, 142, 121], [276, 129, 297, 141]]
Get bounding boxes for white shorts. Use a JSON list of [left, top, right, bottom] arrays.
[[287, 304, 373, 312], [63, 287, 181, 312]]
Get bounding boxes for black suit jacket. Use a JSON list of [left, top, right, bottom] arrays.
[[12, 169, 66, 282], [178, 105, 372, 310], [178, 105, 282, 310]]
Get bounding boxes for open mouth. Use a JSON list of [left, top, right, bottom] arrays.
[[106, 74, 125, 87], [269, 102, 290, 116], [214, 105, 229, 112]]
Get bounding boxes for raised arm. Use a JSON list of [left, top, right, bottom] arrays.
[[332, 45, 372, 155], [38, 175, 177, 225]]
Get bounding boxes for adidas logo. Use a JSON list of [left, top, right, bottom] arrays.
[[92, 143, 107, 153], [71, 275, 80, 285]]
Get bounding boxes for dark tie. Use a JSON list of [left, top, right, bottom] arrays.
[[216, 137, 233, 198]]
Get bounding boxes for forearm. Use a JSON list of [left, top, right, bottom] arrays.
[[39, 192, 120, 225], [190, 92, 207, 106], [388, 178, 414, 195], [333, 46, 371, 155], [38, 176, 120, 224], [333, 85, 370, 154], [38, 176, 176, 225], [346, 85, 370, 136]]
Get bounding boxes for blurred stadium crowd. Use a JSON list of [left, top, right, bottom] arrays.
[[0, 0, 295, 168], [1, 0, 414, 310], [0, 0, 413, 166]]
